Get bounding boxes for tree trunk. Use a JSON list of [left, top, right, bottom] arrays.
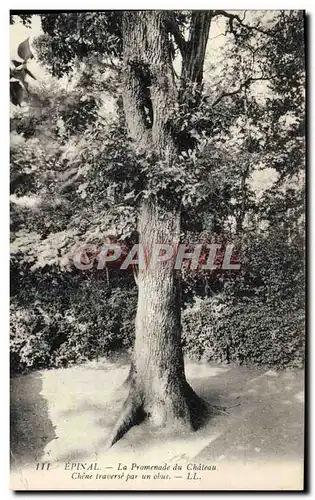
[[236, 163, 249, 235], [108, 200, 207, 446], [107, 10, 210, 447], [135, 201, 186, 426]]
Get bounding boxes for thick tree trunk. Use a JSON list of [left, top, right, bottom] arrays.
[[108, 201, 206, 446], [135, 201, 185, 425], [135, 201, 202, 426], [107, 11, 210, 447]]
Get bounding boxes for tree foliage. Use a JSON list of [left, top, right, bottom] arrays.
[[10, 11, 305, 373]]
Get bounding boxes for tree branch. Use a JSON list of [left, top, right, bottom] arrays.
[[180, 11, 212, 89], [213, 10, 273, 36], [166, 13, 187, 59], [212, 76, 271, 107]]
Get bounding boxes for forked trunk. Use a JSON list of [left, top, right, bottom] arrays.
[[108, 10, 210, 447]]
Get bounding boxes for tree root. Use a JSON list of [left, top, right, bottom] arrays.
[[106, 390, 144, 448], [107, 379, 209, 448], [121, 362, 135, 390], [184, 381, 209, 430]]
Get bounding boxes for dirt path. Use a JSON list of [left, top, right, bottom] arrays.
[[10, 358, 304, 489], [11, 358, 304, 466]]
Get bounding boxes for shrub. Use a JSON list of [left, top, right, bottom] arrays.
[[10, 275, 137, 373], [182, 296, 304, 368]]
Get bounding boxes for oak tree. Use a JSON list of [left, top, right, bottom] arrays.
[[11, 10, 304, 445]]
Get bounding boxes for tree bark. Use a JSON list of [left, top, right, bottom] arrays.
[[135, 201, 205, 428], [108, 10, 210, 447], [108, 201, 206, 446]]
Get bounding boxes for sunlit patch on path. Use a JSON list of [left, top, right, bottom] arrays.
[[10, 357, 304, 471]]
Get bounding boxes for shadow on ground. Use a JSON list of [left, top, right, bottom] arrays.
[[10, 372, 56, 470], [10, 358, 304, 468]]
